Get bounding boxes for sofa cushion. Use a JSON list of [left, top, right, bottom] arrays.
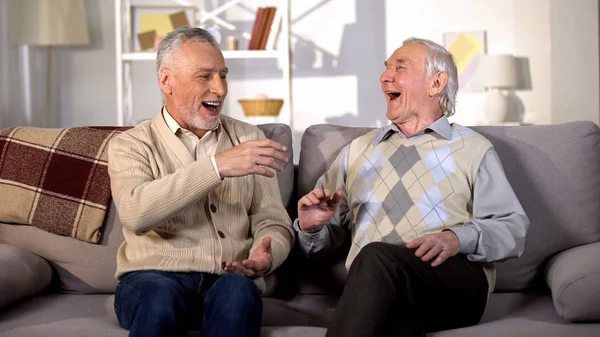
[[0, 294, 127, 337], [430, 293, 600, 337], [0, 203, 123, 294], [0, 293, 332, 337], [0, 126, 125, 243], [545, 241, 600, 322], [296, 122, 600, 292], [0, 244, 53, 309]]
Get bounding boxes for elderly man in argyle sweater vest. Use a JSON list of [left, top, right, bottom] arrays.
[[294, 38, 530, 337]]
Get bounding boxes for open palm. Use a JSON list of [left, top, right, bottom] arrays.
[[224, 237, 272, 277]]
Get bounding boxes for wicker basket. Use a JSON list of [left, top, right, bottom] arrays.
[[238, 99, 284, 117]]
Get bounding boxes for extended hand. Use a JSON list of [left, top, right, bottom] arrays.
[[297, 188, 342, 233], [224, 237, 272, 278], [215, 139, 288, 178], [406, 231, 460, 267]]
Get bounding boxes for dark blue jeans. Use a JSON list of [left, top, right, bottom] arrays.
[[114, 270, 262, 337]]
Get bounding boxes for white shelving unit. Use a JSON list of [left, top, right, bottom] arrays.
[[114, 0, 292, 127]]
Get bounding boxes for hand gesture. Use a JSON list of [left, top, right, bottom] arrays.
[[224, 237, 272, 278], [297, 188, 342, 233], [406, 231, 460, 267], [215, 139, 288, 178]]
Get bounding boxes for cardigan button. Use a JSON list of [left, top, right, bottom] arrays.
[[210, 204, 217, 213], [217, 231, 225, 238]]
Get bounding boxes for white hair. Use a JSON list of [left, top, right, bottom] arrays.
[[402, 37, 459, 116], [156, 26, 218, 74]]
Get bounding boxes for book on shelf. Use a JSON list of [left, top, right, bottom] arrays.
[[248, 6, 282, 50], [265, 7, 282, 50], [257, 7, 276, 50], [248, 7, 266, 50]]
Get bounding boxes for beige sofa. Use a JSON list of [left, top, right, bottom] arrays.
[[1, 121, 600, 337]]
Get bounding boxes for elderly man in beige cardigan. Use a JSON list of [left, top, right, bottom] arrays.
[[107, 26, 293, 337]]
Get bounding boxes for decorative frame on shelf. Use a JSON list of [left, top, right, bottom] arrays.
[[443, 30, 487, 91], [131, 5, 198, 52]]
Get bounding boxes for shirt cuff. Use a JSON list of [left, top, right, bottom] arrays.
[[210, 155, 222, 180], [292, 218, 328, 243], [449, 225, 479, 255]]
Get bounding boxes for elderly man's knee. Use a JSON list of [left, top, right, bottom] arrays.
[[203, 274, 262, 328], [356, 242, 413, 262], [208, 274, 261, 311]]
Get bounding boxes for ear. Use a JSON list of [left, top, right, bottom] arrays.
[[158, 68, 173, 95], [428, 71, 448, 97]]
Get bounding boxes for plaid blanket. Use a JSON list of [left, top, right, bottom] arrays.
[[0, 126, 127, 243]]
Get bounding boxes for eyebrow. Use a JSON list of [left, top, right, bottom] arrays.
[[384, 59, 408, 67], [194, 67, 229, 74]]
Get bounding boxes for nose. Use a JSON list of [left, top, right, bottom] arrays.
[[380, 68, 393, 83], [210, 75, 227, 97]]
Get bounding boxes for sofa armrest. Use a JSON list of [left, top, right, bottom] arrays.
[[0, 244, 53, 309], [545, 241, 600, 322]]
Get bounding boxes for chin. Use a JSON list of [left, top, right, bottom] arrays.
[[190, 115, 220, 131], [386, 110, 399, 121], [386, 111, 409, 124]]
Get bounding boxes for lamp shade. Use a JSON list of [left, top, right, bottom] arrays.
[[12, 0, 90, 46], [481, 54, 518, 89]]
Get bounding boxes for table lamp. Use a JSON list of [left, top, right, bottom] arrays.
[[11, 0, 90, 128], [481, 54, 518, 123]]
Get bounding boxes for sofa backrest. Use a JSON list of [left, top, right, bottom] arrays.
[[0, 123, 295, 294], [472, 122, 600, 291], [258, 124, 295, 213], [295, 121, 600, 293]]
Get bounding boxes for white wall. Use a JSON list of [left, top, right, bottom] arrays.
[[54, 0, 117, 127], [3, 0, 599, 147], [386, 0, 554, 126], [4, 0, 117, 128], [550, 0, 600, 125]]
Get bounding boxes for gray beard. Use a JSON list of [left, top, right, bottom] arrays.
[[189, 113, 220, 130]]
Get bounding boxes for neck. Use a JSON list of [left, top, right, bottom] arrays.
[[190, 128, 208, 139], [395, 111, 443, 137]]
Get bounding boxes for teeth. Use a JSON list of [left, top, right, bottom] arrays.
[[204, 101, 220, 106]]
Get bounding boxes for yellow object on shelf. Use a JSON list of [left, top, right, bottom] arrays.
[[238, 99, 283, 117]]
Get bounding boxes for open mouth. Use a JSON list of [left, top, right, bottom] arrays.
[[387, 91, 401, 100], [202, 100, 221, 113]]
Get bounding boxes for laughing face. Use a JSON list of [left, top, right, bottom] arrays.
[[380, 43, 437, 124], [161, 40, 228, 133]]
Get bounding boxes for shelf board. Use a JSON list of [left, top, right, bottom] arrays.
[[122, 50, 280, 61]]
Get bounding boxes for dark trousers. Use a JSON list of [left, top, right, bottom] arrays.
[[114, 270, 262, 337], [326, 242, 489, 337]]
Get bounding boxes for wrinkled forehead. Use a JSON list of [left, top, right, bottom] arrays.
[[177, 40, 226, 69], [386, 44, 428, 66]]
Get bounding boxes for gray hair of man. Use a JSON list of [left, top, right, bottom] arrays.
[[156, 26, 218, 75], [402, 37, 458, 117]]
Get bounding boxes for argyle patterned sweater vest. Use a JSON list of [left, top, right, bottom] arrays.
[[338, 125, 492, 270]]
